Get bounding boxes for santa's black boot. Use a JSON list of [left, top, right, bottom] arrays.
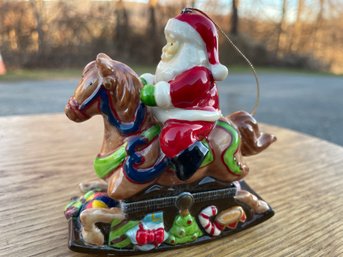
[[172, 141, 209, 181]]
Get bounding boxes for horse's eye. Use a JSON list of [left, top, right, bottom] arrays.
[[89, 82, 93, 86]]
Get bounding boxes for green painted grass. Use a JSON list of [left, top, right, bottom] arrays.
[[0, 66, 340, 82]]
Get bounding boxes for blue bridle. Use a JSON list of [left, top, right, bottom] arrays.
[[79, 84, 146, 135]]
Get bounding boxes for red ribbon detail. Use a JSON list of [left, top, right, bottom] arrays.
[[136, 224, 165, 246]]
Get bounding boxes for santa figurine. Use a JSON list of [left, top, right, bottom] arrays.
[[140, 8, 228, 181]]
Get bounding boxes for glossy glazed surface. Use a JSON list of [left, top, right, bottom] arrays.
[[63, 8, 276, 255]]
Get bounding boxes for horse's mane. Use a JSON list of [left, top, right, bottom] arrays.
[[98, 59, 143, 123]]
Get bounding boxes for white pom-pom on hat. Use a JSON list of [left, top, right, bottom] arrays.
[[211, 63, 228, 81]]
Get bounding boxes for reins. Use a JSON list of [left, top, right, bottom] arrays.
[[79, 84, 146, 135]]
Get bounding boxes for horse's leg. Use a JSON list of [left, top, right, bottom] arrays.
[[80, 207, 125, 245], [79, 180, 108, 193], [234, 190, 270, 213], [107, 167, 157, 199], [107, 139, 161, 200]]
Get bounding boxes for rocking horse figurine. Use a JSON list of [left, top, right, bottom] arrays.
[[64, 8, 276, 255]]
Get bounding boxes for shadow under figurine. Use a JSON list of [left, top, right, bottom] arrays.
[[64, 8, 276, 255]]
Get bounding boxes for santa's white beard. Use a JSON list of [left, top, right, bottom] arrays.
[[155, 43, 209, 82]]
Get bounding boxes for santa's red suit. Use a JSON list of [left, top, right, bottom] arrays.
[[153, 66, 221, 158], [141, 9, 228, 170]]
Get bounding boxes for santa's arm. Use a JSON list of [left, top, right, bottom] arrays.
[[140, 67, 212, 108], [140, 81, 171, 108]]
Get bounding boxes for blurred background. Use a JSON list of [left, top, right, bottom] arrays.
[[1, 0, 343, 71], [0, 0, 342, 145]]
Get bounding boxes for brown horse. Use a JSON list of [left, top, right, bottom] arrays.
[[65, 53, 276, 200]]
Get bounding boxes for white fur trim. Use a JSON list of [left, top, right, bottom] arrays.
[[152, 107, 222, 123], [140, 73, 155, 85], [211, 64, 228, 81], [165, 18, 205, 49], [154, 81, 172, 108]]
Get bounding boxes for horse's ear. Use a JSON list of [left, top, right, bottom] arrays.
[[96, 53, 113, 78], [96, 53, 116, 90]]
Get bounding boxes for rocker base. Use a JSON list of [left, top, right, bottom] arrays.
[[67, 180, 274, 255]]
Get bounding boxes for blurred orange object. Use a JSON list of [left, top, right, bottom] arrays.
[[0, 52, 6, 75]]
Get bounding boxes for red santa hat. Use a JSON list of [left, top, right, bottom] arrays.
[[165, 10, 228, 81]]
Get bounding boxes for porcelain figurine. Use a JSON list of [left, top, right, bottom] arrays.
[[64, 8, 276, 255]]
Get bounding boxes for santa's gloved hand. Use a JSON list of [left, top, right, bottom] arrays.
[[140, 73, 155, 86], [140, 84, 157, 106]]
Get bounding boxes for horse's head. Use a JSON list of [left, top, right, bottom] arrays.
[[65, 53, 143, 126]]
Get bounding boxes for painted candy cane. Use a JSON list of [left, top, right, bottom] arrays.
[[198, 206, 223, 236], [199, 205, 247, 236]]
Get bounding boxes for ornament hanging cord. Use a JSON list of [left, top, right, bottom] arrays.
[[182, 8, 260, 116]]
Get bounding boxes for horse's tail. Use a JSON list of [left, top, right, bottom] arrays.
[[228, 111, 276, 156]]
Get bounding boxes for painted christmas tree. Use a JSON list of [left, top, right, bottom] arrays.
[[166, 212, 203, 245]]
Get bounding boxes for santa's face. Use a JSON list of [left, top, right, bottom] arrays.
[[155, 31, 208, 82], [161, 32, 180, 62]]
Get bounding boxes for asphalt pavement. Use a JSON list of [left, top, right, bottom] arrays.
[[0, 72, 342, 145]]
